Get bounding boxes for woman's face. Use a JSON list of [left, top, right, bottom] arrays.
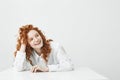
[[27, 30, 43, 49]]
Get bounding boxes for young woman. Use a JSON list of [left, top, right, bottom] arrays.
[[13, 24, 74, 72]]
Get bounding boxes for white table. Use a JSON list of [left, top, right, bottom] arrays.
[[0, 67, 109, 80]]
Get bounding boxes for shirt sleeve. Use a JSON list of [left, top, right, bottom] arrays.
[[13, 51, 32, 71], [48, 44, 74, 72]]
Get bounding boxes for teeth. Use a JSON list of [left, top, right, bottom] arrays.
[[35, 43, 40, 45], [35, 42, 40, 45], [34, 40, 41, 45]]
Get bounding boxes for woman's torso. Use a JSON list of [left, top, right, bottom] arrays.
[[30, 42, 60, 66]]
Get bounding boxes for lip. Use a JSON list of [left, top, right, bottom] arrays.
[[34, 40, 41, 45], [34, 42, 40, 45]]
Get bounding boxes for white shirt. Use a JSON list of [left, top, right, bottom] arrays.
[[13, 42, 74, 72]]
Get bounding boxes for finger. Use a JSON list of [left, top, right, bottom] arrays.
[[31, 66, 36, 72], [33, 65, 39, 72], [31, 67, 34, 73], [34, 67, 39, 72], [30, 67, 32, 72], [34, 65, 43, 72], [33, 66, 37, 72], [21, 38, 23, 44]]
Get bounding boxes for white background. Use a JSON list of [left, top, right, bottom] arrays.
[[0, 0, 120, 80]]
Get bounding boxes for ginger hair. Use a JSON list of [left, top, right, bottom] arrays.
[[14, 24, 52, 65]]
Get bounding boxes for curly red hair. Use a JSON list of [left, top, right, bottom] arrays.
[[14, 24, 52, 65]]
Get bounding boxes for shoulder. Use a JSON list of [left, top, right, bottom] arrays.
[[49, 41, 63, 52]]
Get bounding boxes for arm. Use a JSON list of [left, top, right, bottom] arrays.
[[48, 44, 74, 72], [13, 44, 31, 71]]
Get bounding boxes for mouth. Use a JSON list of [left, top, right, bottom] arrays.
[[34, 40, 41, 45]]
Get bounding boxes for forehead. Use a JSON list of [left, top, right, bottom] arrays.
[[27, 30, 39, 38]]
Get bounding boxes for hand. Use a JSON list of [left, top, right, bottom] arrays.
[[19, 39, 26, 52], [30, 65, 49, 73], [20, 44, 26, 52]]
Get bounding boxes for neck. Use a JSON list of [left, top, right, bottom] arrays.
[[34, 48, 41, 56]]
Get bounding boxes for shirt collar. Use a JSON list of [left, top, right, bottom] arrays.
[[33, 50, 41, 59]]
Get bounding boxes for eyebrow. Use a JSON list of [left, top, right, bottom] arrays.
[[28, 33, 39, 40]]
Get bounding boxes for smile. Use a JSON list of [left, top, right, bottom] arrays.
[[34, 40, 41, 45]]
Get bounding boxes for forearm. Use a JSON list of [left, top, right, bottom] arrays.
[[47, 63, 74, 72], [13, 51, 27, 71]]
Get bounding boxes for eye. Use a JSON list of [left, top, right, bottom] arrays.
[[35, 34, 39, 37], [29, 38, 33, 42]]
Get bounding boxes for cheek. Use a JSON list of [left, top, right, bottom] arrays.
[[41, 40, 43, 46], [40, 39, 43, 46], [29, 42, 34, 47]]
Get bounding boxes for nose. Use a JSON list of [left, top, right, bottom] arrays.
[[34, 37, 38, 42]]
